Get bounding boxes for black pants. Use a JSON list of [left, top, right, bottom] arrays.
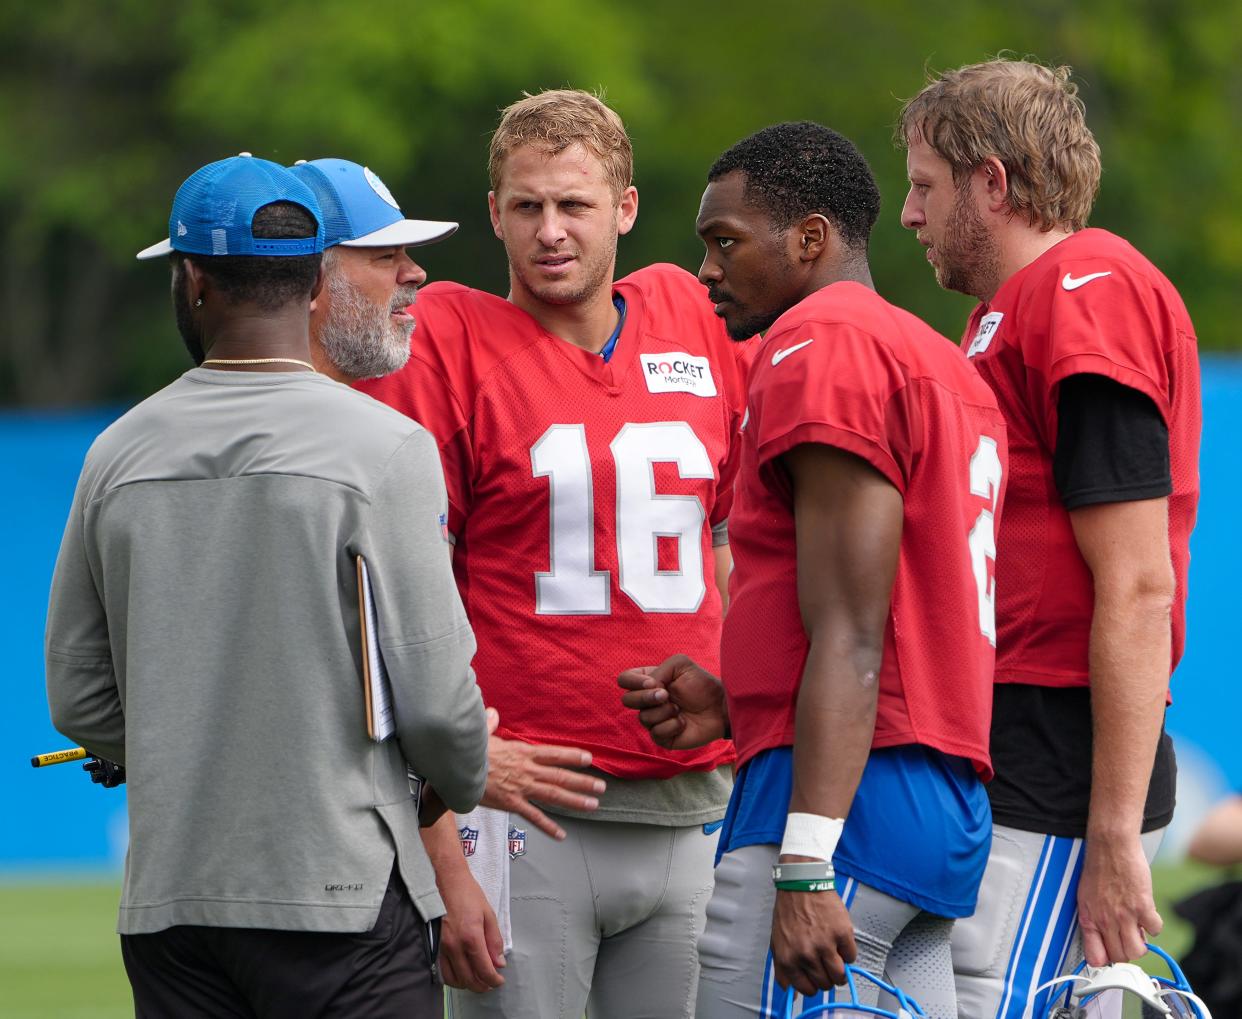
[[121, 868, 441, 1018]]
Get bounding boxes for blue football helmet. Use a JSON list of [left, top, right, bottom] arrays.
[[779, 963, 927, 1018], [1036, 943, 1212, 1018]]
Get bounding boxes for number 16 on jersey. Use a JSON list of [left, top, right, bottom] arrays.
[[531, 421, 716, 615]]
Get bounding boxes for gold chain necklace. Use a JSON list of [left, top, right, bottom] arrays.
[[201, 357, 317, 373]]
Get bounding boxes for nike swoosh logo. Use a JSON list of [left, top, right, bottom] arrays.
[[771, 339, 814, 366], [1062, 271, 1111, 291]]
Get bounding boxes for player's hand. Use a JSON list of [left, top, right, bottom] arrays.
[[435, 866, 507, 992], [83, 757, 126, 788], [618, 655, 728, 750], [770, 882, 857, 996], [482, 708, 605, 841], [1078, 831, 1162, 965]]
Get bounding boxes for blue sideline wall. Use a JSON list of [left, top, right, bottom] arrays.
[[5, 357, 1241, 873]]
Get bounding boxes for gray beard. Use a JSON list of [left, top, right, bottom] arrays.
[[319, 272, 416, 381]]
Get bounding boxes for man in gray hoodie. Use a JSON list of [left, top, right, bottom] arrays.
[[45, 153, 488, 1019]]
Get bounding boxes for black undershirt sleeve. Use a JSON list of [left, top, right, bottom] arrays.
[[1053, 373, 1172, 509]]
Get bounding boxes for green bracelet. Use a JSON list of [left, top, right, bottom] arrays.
[[773, 878, 835, 893]]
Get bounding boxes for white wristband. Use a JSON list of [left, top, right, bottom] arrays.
[[780, 812, 845, 862]]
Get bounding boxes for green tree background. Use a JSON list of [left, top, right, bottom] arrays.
[[2, 0, 1237, 405]]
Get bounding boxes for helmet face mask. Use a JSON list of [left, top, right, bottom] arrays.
[[776, 947, 1212, 1019], [1036, 944, 1213, 1019], [1045, 996, 1202, 1019], [779, 963, 926, 1018], [1163, 992, 1207, 1018]]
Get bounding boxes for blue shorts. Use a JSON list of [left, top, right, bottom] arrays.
[[717, 744, 991, 917]]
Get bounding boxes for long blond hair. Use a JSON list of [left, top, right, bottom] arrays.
[[897, 59, 1101, 232]]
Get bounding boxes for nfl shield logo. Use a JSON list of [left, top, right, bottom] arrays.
[[507, 825, 527, 859], [438, 513, 450, 543], [458, 825, 479, 858]]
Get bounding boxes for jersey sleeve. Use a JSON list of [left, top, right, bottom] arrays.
[[1027, 261, 1174, 435], [356, 299, 474, 539], [750, 321, 912, 493]]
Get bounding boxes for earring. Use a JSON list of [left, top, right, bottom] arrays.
[[194, 297, 204, 308]]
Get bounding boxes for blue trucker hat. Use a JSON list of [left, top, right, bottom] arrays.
[[288, 158, 457, 248], [136, 153, 325, 260]]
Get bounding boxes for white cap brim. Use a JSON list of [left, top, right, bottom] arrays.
[[338, 219, 458, 249], [136, 238, 174, 260]]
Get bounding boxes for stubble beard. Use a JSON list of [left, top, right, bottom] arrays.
[[319, 272, 416, 381], [713, 246, 799, 341], [936, 184, 1002, 301], [724, 304, 783, 342], [508, 216, 618, 309]]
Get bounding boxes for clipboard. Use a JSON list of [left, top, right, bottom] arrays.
[[356, 555, 396, 742]]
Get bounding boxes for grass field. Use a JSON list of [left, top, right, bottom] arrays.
[[0, 862, 1222, 1017], [0, 881, 132, 1019]]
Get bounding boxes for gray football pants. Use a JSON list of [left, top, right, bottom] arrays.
[[446, 814, 719, 1019], [696, 844, 958, 1019], [951, 824, 1165, 1019]]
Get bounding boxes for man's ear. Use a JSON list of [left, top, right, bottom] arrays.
[[978, 156, 1010, 213], [616, 185, 639, 237], [182, 258, 207, 307], [488, 191, 503, 240], [798, 213, 833, 263]]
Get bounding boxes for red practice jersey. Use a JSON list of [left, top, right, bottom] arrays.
[[359, 264, 750, 779], [721, 282, 1007, 778], [963, 228, 1200, 688]]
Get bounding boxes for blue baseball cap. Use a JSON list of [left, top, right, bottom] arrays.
[[288, 158, 457, 248], [136, 153, 325, 260]]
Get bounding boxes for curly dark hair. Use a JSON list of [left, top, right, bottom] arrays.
[[708, 121, 880, 248]]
